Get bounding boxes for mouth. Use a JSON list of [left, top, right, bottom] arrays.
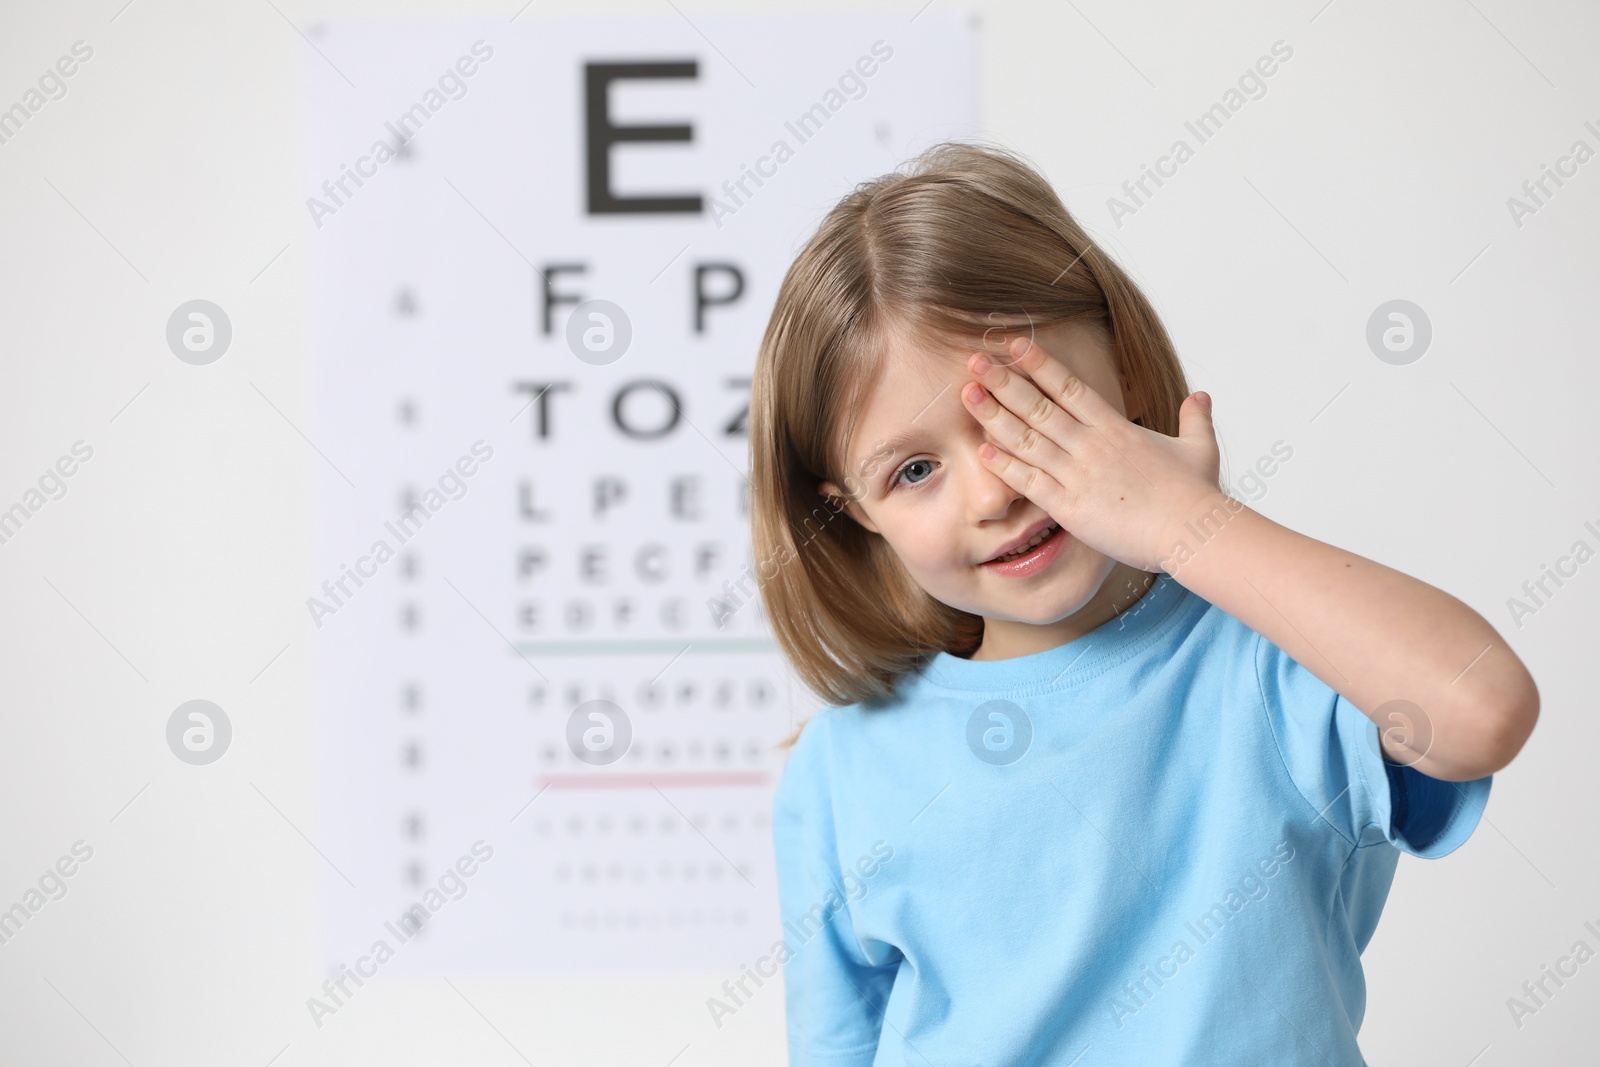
[[981, 519, 1064, 565], [979, 519, 1069, 577]]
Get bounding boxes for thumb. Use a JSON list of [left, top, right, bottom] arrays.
[[1178, 391, 1213, 440]]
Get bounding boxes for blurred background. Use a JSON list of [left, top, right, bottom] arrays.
[[1, 0, 1596, 1063]]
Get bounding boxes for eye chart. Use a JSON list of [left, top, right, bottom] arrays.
[[303, 14, 976, 972]]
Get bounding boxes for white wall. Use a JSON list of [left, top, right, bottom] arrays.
[[1, 0, 1596, 1063]]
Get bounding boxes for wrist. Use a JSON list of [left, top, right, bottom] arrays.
[[1151, 488, 1248, 574]]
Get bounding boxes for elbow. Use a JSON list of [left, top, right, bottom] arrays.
[[1455, 675, 1540, 780], [1489, 677, 1540, 772]]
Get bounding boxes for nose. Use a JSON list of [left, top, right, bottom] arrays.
[[965, 439, 1024, 523]]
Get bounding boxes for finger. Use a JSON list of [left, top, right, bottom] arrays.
[[962, 379, 1072, 470], [1006, 334, 1122, 429], [966, 349, 1083, 454], [976, 439, 1071, 518]]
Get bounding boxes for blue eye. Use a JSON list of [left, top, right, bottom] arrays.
[[892, 458, 936, 489]]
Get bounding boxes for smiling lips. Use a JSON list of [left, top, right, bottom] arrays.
[[983, 519, 1062, 564]]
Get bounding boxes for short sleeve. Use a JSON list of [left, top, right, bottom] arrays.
[[1254, 633, 1491, 858], [771, 712, 897, 1064]]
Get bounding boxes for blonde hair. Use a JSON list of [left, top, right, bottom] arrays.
[[749, 140, 1193, 715]]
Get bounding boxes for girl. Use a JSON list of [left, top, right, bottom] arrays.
[[748, 141, 1539, 1064]]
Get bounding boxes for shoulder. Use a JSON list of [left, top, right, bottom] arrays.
[[772, 687, 917, 819], [773, 707, 839, 817], [785, 706, 837, 768], [1143, 581, 1261, 676]]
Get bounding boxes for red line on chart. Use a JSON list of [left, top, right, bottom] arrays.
[[536, 771, 770, 790]]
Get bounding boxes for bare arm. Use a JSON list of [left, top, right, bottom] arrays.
[[1161, 491, 1539, 782], [958, 333, 1539, 783]]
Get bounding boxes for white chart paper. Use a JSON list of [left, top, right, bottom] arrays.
[[302, 13, 978, 973]]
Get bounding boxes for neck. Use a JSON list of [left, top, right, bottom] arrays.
[[969, 564, 1161, 661]]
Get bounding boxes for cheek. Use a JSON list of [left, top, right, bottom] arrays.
[[884, 524, 966, 577]]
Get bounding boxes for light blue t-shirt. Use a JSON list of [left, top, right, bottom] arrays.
[[771, 573, 1491, 1065]]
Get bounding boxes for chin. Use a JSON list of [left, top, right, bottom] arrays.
[[977, 562, 1113, 624], [944, 581, 1089, 626], [996, 595, 1094, 626]]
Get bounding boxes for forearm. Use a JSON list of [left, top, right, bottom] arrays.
[[1159, 491, 1539, 781]]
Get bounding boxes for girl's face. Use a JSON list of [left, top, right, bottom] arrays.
[[819, 318, 1147, 646]]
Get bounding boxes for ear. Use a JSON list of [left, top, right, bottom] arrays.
[[818, 480, 879, 535]]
